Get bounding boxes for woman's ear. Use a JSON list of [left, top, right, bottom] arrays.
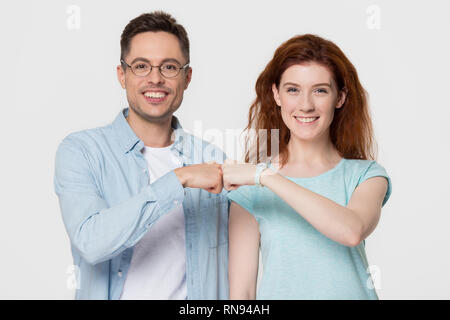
[[272, 83, 281, 107], [336, 88, 347, 109]]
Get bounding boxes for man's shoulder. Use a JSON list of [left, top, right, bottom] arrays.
[[57, 122, 113, 155]]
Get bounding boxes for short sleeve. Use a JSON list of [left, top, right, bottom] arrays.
[[357, 161, 392, 206], [226, 185, 255, 213]]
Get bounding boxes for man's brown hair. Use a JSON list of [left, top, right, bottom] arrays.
[[120, 11, 190, 63]]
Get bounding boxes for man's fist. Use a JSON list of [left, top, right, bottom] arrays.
[[174, 163, 224, 194]]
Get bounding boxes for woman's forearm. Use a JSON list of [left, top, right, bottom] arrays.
[[260, 170, 364, 246]]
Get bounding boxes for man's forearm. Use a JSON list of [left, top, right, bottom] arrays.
[[57, 170, 185, 265]]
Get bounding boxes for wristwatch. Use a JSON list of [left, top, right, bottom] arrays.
[[254, 162, 269, 187]]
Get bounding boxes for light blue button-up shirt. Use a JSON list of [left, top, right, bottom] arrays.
[[54, 108, 229, 300]]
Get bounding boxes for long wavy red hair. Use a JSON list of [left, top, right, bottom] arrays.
[[244, 34, 375, 166]]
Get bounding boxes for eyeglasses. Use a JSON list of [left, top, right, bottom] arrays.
[[120, 59, 190, 78]]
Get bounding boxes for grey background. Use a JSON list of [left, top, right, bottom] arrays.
[[1, 0, 449, 299]]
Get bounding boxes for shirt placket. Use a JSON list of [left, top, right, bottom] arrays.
[[171, 142, 197, 299]]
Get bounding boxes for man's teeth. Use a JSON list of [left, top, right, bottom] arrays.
[[296, 117, 318, 123], [144, 92, 167, 98]]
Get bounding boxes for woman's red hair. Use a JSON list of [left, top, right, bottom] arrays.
[[244, 34, 375, 166]]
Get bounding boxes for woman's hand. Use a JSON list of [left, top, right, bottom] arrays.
[[222, 159, 257, 191]]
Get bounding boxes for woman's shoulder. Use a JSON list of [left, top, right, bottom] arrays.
[[340, 159, 388, 177], [341, 158, 392, 205], [339, 158, 389, 184]]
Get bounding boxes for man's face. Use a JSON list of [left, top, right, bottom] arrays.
[[117, 31, 192, 123]]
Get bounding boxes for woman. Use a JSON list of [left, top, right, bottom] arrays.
[[223, 34, 392, 300]]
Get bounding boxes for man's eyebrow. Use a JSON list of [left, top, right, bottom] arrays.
[[129, 57, 150, 65], [129, 57, 184, 65], [161, 58, 184, 65]]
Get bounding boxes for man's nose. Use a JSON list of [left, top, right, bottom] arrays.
[[146, 66, 165, 84]]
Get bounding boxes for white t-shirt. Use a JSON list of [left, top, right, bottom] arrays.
[[120, 144, 187, 300]]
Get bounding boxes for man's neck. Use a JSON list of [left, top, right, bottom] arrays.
[[126, 110, 174, 148]]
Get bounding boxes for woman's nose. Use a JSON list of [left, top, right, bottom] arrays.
[[298, 94, 315, 112]]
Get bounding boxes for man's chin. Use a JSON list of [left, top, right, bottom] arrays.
[[131, 105, 173, 123]]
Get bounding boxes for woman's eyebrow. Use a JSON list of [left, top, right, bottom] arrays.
[[282, 82, 332, 88], [282, 82, 300, 87], [312, 82, 332, 88]]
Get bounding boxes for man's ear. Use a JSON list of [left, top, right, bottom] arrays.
[[117, 64, 126, 89], [272, 83, 281, 107], [184, 67, 192, 90]]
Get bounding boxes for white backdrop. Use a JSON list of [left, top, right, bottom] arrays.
[[1, 0, 449, 299]]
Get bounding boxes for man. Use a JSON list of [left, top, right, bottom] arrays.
[[54, 11, 229, 300]]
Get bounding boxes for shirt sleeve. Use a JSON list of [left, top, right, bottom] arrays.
[[226, 185, 255, 214], [357, 161, 392, 207], [54, 136, 185, 265]]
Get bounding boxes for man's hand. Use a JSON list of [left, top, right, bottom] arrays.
[[174, 162, 224, 194]]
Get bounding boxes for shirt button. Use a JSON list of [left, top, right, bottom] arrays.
[[118, 270, 123, 277]]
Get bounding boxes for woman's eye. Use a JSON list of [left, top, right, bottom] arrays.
[[315, 88, 328, 94], [287, 87, 298, 93]]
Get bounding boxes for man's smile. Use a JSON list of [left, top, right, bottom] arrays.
[[142, 90, 169, 104]]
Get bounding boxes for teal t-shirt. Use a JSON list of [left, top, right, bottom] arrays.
[[227, 159, 392, 300]]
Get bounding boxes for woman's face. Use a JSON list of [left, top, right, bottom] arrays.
[[272, 62, 345, 143]]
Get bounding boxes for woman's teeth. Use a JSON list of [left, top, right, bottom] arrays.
[[296, 117, 319, 123], [144, 92, 167, 98]]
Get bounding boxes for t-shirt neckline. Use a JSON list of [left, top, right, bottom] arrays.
[[268, 158, 346, 180]]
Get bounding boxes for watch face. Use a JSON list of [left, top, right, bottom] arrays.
[[258, 163, 268, 169], [255, 163, 268, 186]]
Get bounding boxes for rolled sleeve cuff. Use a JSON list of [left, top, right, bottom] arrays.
[[145, 169, 185, 215]]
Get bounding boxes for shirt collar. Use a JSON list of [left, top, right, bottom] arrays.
[[112, 108, 188, 156]]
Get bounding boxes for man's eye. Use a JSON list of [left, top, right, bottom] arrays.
[[162, 64, 178, 71], [134, 63, 148, 70]]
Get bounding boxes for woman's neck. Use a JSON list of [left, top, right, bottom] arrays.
[[272, 135, 342, 178], [287, 136, 340, 165]]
